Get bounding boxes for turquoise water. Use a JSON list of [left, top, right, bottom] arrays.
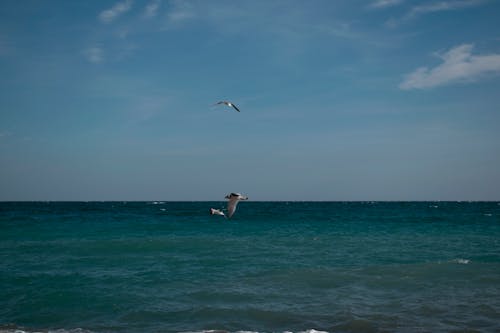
[[1, 201, 500, 333]]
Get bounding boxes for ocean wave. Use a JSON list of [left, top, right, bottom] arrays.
[[0, 328, 329, 333], [181, 330, 329, 333], [452, 258, 471, 264], [0, 327, 94, 333]]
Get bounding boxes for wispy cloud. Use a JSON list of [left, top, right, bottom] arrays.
[[370, 0, 404, 9], [320, 22, 360, 40], [388, 0, 486, 26], [84, 47, 104, 64], [166, 0, 196, 25], [400, 44, 500, 89], [144, 0, 161, 18], [0, 131, 12, 138], [99, 0, 133, 24], [407, 0, 485, 19]]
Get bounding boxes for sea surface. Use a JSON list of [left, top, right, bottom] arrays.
[[1, 201, 500, 333]]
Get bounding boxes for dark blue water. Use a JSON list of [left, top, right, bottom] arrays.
[[1, 202, 500, 333]]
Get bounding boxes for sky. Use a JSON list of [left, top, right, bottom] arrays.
[[1, 0, 500, 201]]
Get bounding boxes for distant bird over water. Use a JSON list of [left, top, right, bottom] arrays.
[[209, 193, 248, 219], [214, 101, 240, 112], [225, 192, 248, 218], [210, 208, 226, 218]]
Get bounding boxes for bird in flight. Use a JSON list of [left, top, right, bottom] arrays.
[[210, 208, 226, 218], [214, 101, 240, 112], [210, 193, 248, 219], [225, 192, 248, 218]]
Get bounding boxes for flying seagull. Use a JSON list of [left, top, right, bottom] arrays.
[[225, 192, 248, 219], [214, 101, 240, 112], [210, 208, 226, 218]]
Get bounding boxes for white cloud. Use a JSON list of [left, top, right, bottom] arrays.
[[166, 0, 196, 25], [0, 131, 12, 138], [99, 0, 133, 23], [321, 22, 359, 40], [144, 0, 161, 18], [406, 0, 486, 19], [387, 0, 486, 26], [84, 47, 104, 64], [370, 0, 404, 8], [400, 44, 500, 89]]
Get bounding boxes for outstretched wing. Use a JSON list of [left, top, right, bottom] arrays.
[[230, 103, 240, 112], [210, 208, 227, 218], [213, 101, 240, 112], [227, 198, 240, 218]]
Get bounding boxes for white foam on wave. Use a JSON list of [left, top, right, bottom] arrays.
[[4, 327, 328, 333], [452, 258, 471, 264], [0, 329, 93, 333], [2, 330, 330, 333], [180, 330, 230, 333], [179, 329, 329, 333]]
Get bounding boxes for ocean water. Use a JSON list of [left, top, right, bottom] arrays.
[[1, 201, 500, 333]]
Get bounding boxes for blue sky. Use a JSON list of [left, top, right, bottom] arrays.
[[1, 0, 500, 201]]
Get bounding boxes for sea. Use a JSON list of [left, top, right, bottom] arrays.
[[1, 201, 499, 333]]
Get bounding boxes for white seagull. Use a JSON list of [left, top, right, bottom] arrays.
[[210, 208, 226, 218], [214, 101, 240, 112], [225, 192, 248, 218]]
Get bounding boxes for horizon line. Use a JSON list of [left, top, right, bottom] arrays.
[[1, 200, 499, 203]]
